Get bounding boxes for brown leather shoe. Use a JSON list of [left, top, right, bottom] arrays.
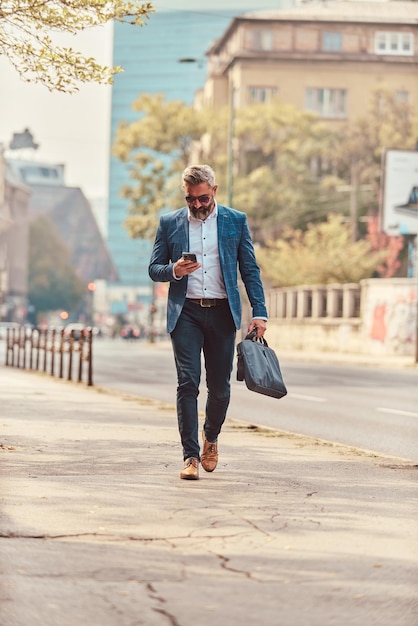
[[180, 457, 199, 480], [201, 430, 218, 472]]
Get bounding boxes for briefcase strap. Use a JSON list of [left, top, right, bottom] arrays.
[[244, 328, 269, 347]]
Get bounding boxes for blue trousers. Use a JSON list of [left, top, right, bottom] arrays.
[[170, 300, 236, 460]]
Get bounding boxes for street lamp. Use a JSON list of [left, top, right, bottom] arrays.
[[178, 57, 204, 67], [227, 81, 235, 207]]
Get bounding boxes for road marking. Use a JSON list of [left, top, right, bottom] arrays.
[[377, 408, 418, 418], [291, 393, 326, 403]]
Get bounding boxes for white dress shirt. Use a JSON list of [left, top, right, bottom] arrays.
[[186, 202, 227, 299], [172, 202, 267, 321]]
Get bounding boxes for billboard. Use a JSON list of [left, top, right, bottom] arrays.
[[381, 149, 418, 236]]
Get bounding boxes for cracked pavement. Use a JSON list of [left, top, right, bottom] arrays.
[[0, 367, 417, 626]]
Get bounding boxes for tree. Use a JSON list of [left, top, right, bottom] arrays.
[[330, 89, 418, 229], [28, 216, 86, 318], [0, 0, 154, 92], [112, 93, 205, 341], [232, 101, 336, 235], [366, 215, 405, 278], [113, 96, 341, 243], [113, 89, 416, 282], [112, 93, 204, 238], [255, 214, 387, 288]]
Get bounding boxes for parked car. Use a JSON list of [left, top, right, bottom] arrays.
[[120, 325, 141, 340], [63, 324, 100, 341], [63, 323, 86, 341]]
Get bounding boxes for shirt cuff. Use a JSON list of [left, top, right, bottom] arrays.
[[173, 265, 182, 281]]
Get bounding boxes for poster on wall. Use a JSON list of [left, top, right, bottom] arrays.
[[381, 149, 418, 236]]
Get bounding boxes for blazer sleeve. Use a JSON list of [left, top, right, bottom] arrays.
[[237, 215, 268, 319], [148, 215, 178, 283]]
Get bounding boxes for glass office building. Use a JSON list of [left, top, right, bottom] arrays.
[[107, 3, 288, 312]]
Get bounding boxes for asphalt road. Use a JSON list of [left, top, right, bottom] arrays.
[[91, 338, 418, 463]]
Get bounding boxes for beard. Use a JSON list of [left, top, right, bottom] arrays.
[[190, 197, 215, 221]]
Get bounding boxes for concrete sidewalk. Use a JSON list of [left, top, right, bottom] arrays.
[[1, 367, 417, 626]]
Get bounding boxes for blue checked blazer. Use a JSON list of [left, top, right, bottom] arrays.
[[148, 204, 267, 334]]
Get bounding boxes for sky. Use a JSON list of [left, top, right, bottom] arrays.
[[0, 1, 293, 202], [0, 23, 113, 200]]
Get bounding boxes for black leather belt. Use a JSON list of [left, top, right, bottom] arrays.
[[186, 298, 228, 308]]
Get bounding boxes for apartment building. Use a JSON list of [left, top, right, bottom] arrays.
[[202, 1, 418, 123], [0, 152, 30, 322]]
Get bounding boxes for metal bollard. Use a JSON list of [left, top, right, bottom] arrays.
[[11, 328, 17, 367], [58, 328, 65, 379], [50, 327, 56, 376], [5, 327, 10, 366], [29, 327, 34, 370], [86, 327, 93, 386], [19, 325, 26, 369], [68, 330, 74, 381], [77, 330, 84, 383], [4, 323, 94, 386], [42, 328, 48, 373], [35, 328, 41, 371]]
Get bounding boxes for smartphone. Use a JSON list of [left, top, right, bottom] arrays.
[[182, 252, 197, 262]]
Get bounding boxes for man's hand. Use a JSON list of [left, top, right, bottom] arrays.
[[247, 319, 267, 339], [173, 258, 201, 278]]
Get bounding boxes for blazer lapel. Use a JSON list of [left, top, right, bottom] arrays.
[[217, 205, 229, 267], [176, 207, 189, 249]]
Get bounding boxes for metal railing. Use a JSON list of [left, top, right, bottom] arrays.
[[5, 326, 93, 386]]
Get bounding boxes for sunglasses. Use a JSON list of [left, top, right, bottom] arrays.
[[185, 194, 211, 205]]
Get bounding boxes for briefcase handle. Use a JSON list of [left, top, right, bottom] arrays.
[[245, 328, 269, 347]]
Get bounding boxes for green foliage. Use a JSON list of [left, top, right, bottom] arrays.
[[366, 215, 405, 279], [113, 94, 341, 242], [199, 99, 344, 240], [112, 87, 417, 291], [112, 93, 204, 239], [337, 89, 418, 166], [0, 0, 154, 92], [28, 216, 86, 316], [256, 214, 387, 287], [326, 89, 418, 221]]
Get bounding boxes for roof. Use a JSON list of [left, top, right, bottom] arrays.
[[208, 1, 418, 54], [7, 158, 65, 186], [28, 185, 118, 283], [244, 1, 418, 24], [5, 161, 32, 194]]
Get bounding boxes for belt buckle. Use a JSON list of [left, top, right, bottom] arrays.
[[200, 298, 212, 307]]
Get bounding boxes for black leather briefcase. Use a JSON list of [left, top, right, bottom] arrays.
[[236, 331, 287, 399]]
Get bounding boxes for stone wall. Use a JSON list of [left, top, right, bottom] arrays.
[[259, 278, 416, 357]]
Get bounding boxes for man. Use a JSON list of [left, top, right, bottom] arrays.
[[149, 164, 267, 480]]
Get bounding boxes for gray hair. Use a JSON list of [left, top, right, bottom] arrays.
[[182, 164, 216, 188]]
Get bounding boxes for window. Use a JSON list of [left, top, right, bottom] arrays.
[[21, 166, 61, 183], [374, 31, 413, 55], [40, 167, 59, 179], [305, 88, 347, 119], [322, 32, 342, 52], [248, 86, 278, 103], [252, 29, 274, 51]]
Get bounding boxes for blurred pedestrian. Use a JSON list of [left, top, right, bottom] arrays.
[[149, 164, 267, 480]]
